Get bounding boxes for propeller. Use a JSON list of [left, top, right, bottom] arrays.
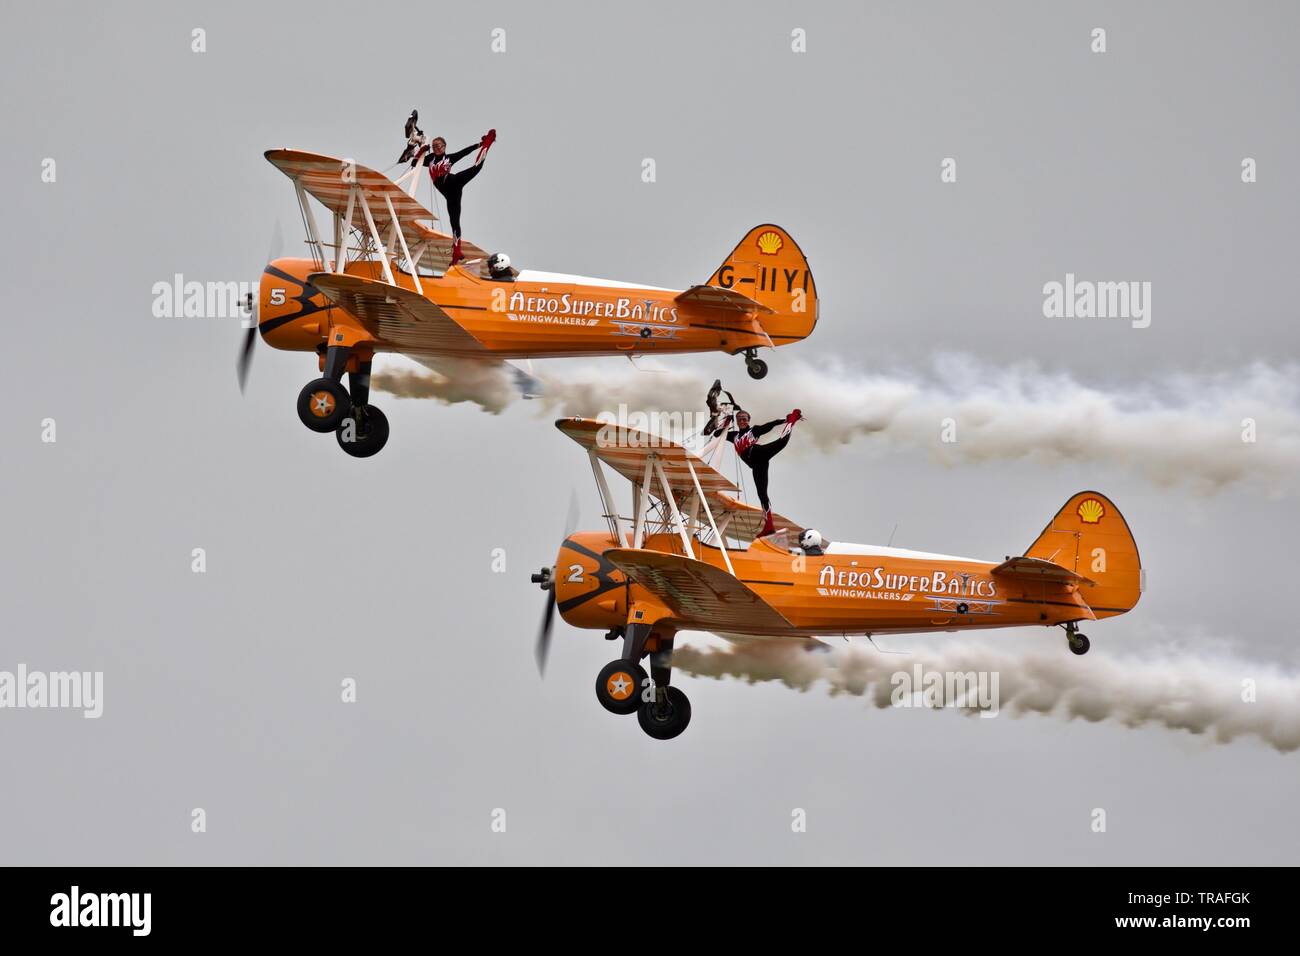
[[237, 221, 284, 393], [531, 566, 556, 675], [532, 490, 580, 676]]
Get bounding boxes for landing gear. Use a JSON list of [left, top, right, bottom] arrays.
[[594, 626, 693, 739], [297, 378, 350, 432], [336, 405, 389, 458], [1065, 623, 1091, 656], [297, 345, 353, 433], [638, 685, 692, 740], [298, 349, 391, 457], [743, 348, 768, 380], [595, 659, 647, 715]]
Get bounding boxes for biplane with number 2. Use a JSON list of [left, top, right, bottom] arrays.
[[530, 418, 1144, 740], [239, 149, 817, 457]]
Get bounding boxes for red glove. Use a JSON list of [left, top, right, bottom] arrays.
[[786, 408, 803, 424], [481, 129, 497, 148]]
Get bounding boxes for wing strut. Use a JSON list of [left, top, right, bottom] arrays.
[[293, 181, 327, 271], [687, 460, 733, 575], [632, 454, 654, 548], [355, 186, 396, 285], [587, 448, 626, 545], [338, 188, 357, 273], [383, 192, 422, 295], [653, 456, 695, 559]]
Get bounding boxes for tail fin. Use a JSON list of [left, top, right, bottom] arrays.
[[705, 224, 817, 346], [1024, 491, 1143, 618]]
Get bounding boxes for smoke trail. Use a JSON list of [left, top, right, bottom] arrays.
[[671, 640, 1300, 753], [371, 355, 1300, 491], [371, 357, 517, 413]]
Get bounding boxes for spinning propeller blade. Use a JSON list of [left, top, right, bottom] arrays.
[[236, 322, 258, 394], [532, 490, 581, 676], [237, 221, 284, 393], [534, 593, 556, 676]]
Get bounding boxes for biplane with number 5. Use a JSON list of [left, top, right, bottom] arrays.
[[530, 418, 1144, 740], [239, 149, 817, 457]]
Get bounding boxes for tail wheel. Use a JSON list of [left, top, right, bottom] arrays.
[[637, 686, 692, 740], [1068, 633, 1091, 656], [595, 659, 647, 715], [337, 405, 390, 458], [746, 358, 769, 380], [297, 378, 351, 433]]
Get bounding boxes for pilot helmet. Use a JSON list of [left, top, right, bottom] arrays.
[[799, 529, 823, 551]]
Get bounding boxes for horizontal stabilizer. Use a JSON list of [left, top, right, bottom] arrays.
[[676, 284, 775, 314], [991, 555, 1095, 587]]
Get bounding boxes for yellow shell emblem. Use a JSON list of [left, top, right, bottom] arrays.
[[1077, 498, 1105, 524], [756, 231, 784, 255]]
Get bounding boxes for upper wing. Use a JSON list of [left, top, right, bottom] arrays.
[[604, 548, 793, 632], [556, 418, 739, 497], [554, 419, 812, 546], [308, 272, 488, 356], [265, 149, 489, 274]]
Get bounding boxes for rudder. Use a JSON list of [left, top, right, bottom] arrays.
[[1024, 491, 1143, 618], [706, 224, 818, 346]]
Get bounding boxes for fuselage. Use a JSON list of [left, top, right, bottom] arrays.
[[258, 257, 799, 360], [555, 530, 1102, 639]]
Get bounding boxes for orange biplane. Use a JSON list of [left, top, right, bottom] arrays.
[[531, 418, 1144, 740], [240, 150, 817, 456]]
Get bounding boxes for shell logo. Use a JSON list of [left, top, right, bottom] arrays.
[[756, 231, 784, 255], [1077, 498, 1105, 524]]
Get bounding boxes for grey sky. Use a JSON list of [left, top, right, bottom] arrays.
[[1, 1, 1297, 865]]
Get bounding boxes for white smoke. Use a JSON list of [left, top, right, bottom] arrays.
[[671, 639, 1300, 753], [371, 356, 517, 413], [370, 355, 1300, 492]]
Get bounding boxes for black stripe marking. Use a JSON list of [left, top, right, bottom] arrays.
[[690, 323, 767, 334], [1006, 598, 1128, 613], [556, 539, 626, 613]]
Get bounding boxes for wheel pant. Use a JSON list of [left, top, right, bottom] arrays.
[[433, 163, 484, 239], [743, 432, 791, 512]]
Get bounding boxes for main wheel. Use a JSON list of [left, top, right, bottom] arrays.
[[297, 378, 351, 433], [746, 358, 769, 380], [336, 405, 390, 458], [1068, 633, 1091, 656], [637, 685, 692, 740], [595, 659, 648, 715]]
